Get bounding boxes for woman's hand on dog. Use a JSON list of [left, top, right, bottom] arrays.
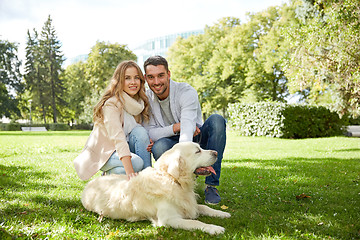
[[127, 172, 138, 180], [121, 156, 138, 180]]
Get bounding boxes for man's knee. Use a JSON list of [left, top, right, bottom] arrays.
[[152, 140, 172, 160], [208, 114, 226, 131]]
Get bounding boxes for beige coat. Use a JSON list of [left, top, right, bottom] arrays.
[[74, 94, 144, 180]]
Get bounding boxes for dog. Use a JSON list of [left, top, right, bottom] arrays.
[[81, 142, 231, 235]]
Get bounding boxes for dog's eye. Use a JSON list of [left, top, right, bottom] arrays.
[[195, 149, 201, 154]]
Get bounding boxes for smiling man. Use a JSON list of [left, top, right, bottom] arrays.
[[143, 55, 226, 205]]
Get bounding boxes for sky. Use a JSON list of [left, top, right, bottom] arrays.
[[0, 0, 286, 64]]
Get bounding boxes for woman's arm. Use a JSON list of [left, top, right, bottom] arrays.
[[103, 98, 136, 178], [121, 155, 137, 179]]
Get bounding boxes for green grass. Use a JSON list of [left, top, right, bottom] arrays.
[[0, 131, 359, 239]]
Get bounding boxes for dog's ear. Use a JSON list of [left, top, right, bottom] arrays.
[[167, 151, 182, 180], [155, 148, 173, 171]]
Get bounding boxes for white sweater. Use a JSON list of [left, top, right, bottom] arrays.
[[145, 79, 203, 142]]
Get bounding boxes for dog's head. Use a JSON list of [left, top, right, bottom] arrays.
[[154, 142, 217, 184]]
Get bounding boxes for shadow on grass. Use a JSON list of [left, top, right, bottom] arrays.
[[0, 163, 155, 239], [332, 148, 360, 152], [1, 154, 359, 239], [0, 164, 82, 220], [220, 156, 360, 239], [0, 164, 54, 193]]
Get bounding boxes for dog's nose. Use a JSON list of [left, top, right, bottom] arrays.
[[212, 151, 218, 157]]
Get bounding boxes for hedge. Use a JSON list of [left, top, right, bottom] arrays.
[[0, 123, 70, 131], [0, 122, 93, 131], [228, 102, 347, 138]]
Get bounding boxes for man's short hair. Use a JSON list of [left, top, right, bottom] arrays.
[[144, 55, 169, 73]]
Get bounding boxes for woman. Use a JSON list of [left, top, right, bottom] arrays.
[[74, 60, 151, 181]]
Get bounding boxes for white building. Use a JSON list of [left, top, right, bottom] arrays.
[[132, 30, 204, 69]]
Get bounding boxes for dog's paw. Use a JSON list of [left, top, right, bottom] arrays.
[[217, 211, 231, 218], [203, 224, 225, 235]]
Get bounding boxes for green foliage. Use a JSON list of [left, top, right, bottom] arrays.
[[168, 7, 293, 116], [282, 0, 360, 117], [24, 15, 65, 123], [168, 17, 242, 117], [168, 1, 359, 119], [0, 123, 74, 131], [86, 41, 137, 95], [281, 104, 345, 138], [348, 116, 360, 125], [228, 102, 346, 138], [70, 123, 93, 130], [61, 61, 89, 123], [48, 123, 70, 131], [0, 122, 21, 131], [228, 102, 286, 137], [1, 131, 359, 238], [0, 39, 23, 118], [61, 41, 137, 123], [40, 16, 66, 123]]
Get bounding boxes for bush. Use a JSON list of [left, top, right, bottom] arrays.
[[228, 102, 347, 138], [70, 123, 93, 130], [347, 115, 360, 125], [0, 123, 21, 131], [48, 123, 70, 131], [0, 123, 72, 131]]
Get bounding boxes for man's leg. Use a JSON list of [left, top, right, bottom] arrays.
[[196, 114, 226, 204], [151, 136, 180, 161]]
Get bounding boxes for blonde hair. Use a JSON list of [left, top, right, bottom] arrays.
[[93, 60, 150, 124]]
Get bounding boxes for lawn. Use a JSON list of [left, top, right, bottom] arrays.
[[0, 131, 359, 239]]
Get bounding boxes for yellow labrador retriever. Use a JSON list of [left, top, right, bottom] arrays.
[[81, 142, 231, 235]]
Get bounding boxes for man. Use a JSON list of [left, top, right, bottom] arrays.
[[143, 55, 226, 205]]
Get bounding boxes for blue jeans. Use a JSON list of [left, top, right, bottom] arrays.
[[152, 114, 226, 186], [101, 126, 151, 174]]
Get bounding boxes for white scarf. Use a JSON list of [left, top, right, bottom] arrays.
[[121, 92, 144, 140]]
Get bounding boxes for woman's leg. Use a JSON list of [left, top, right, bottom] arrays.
[[130, 153, 145, 172], [128, 126, 152, 168], [100, 151, 125, 175], [100, 151, 144, 175]]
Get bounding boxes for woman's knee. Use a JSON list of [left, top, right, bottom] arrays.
[[131, 154, 144, 172], [106, 167, 126, 175], [130, 126, 149, 139]]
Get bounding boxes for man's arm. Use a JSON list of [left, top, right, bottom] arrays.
[[143, 113, 176, 142], [143, 83, 201, 142], [178, 89, 201, 142]]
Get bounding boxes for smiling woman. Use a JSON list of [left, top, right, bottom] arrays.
[[74, 60, 151, 181], [123, 67, 141, 97]]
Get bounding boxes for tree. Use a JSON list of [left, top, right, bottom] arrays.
[[168, 17, 241, 117], [283, 0, 360, 117], [168, 9, 293, 116], [0, 39, 23, 118], [39, 15, 65, 123], [247, 5, 294, 102], [24, 29, 49, 123], [86, 41, 137, 95], [63, 41, 137, 123], [24, 15, 65, 124], [62, 61, 89, 124]]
